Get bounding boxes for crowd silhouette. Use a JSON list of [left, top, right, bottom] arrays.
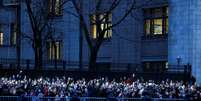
[[0, 71, 200, 100]]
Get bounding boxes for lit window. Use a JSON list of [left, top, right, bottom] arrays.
[[145, 20, 151, 35], [0, 25, 3, 45], [55, 0, 62, 15], [90, 13, 112, 39], [165, 18, 168, 34], [153, 19, 162, 35], [10, 23, 17, 46], [47, 41, 62, 60], [165, 62, 168, 69], [91, 24, 97, 39], [55, 41, 61, 60], [144, 7, 168, 36], [0, 32, 3, 45], [48, 0, 62, 16]]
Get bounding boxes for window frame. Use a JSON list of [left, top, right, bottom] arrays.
[[0, 32, 3, 46], [144, 6, 168, 37], [90, 12, 112, 40], [47, 40, 63, 60], [0, 24, 3, 46], [10, 23, 17, 46], [48, 0, 63, 17]]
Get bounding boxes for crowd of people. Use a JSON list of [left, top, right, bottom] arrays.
[[0, 71, 201, 100]]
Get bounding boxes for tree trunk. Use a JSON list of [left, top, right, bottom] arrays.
[[89, 48, 98, 71], [39, 45, 43, 69], [34, 39, 43, 70], [35, 47, 42, 70], [35, 48, 39, 69]]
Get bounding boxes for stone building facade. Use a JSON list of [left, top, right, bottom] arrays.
[[0, 0, 201, 83]]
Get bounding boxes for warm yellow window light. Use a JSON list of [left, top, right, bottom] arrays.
[[90, 13, 112, 39], [0, 32, 3, 45]]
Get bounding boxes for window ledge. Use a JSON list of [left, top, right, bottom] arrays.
[[92, 38, 112, 42], [141, 34, 167, 40], [0, 45, 16, 47], [48, 14, 63, 18], [103, 38, 112, 42]]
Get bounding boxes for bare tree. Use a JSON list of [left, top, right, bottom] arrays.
[[71, 0, 151, 71], [23, 0, 56, 69], [23, 0, 151, 70]]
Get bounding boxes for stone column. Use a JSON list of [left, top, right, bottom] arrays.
[[168, 0, 201, 84], [191, 0, 201, 84]]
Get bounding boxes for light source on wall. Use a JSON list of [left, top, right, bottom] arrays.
[[176, 56, 181, 66]]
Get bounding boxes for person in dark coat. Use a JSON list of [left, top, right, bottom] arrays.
[[189, 75, 196, 85]]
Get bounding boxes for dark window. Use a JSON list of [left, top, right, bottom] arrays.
[[90, 13, 112, 39], [48, 0, 62, 16], [10, 23, 17, 46], [144, 7, 168, 36], [47, 41, 62, 60], [143, 61, 168, 72]]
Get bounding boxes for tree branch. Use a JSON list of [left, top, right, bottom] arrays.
[[72, 0, 93, 49]]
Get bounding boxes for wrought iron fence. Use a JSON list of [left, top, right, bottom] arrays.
[[0, 58, 191, 72], [0, 96, 187, 101], [0, 58, 192, 81], [0, 58, 88, 70]]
